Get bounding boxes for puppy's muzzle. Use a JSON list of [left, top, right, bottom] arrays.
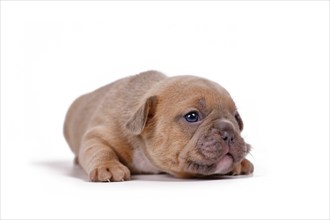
[[196, 119, 237, 163]]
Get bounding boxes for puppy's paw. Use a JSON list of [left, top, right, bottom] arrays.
[[89, 163, 131, 182], [228, 159, 254, 176]]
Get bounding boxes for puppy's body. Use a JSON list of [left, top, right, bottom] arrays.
[[64, 71, 253, 181]]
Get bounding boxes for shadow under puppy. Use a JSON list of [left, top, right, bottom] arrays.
[[64, 71, 254, 182]]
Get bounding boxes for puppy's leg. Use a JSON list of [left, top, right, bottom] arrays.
[[228, 159, 254, 175], [78, 127, 131, 182]]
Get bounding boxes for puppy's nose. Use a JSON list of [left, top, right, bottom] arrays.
[[221, 130, 234, 145], [216, 120, 235, 146]]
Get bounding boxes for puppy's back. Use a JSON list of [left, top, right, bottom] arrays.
[[63, 70, 166, 154]]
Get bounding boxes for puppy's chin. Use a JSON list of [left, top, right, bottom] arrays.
[[189, 154, 235, 176]]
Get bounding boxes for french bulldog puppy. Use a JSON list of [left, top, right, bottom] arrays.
[[64, 71, 254, 182]]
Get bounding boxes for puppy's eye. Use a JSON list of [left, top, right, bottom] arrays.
[[184, 111, 200, 123]]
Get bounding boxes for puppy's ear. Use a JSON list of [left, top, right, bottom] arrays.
[[235, 111, 244, 131], [126, 96, 158, 135]]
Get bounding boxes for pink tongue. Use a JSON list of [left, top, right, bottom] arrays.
[[214, 155, 233, 174]]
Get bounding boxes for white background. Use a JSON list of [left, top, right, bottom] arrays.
[[1, 1, 329, 219]]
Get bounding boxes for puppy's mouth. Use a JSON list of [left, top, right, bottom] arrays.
[[186, 153, 234, 175], [213, 154, 234, 174]]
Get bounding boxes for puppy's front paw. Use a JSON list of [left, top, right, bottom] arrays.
[[228, 159, 254, 176], [89, 163, 131, 182]]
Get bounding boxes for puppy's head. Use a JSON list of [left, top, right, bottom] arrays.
[[126, 76, 250, 177]]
